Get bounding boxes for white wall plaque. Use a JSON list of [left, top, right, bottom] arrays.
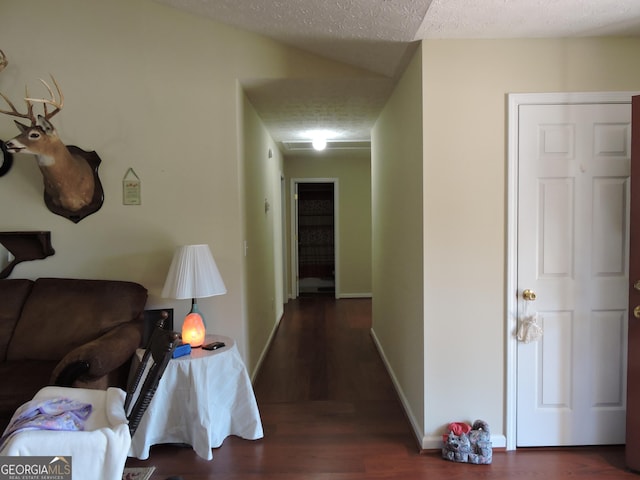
[[123, 168, 141, 205]]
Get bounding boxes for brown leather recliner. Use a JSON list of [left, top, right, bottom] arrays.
[[0, 277, 147, 430]]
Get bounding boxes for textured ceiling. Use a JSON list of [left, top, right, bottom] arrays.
[[157, 0, 431, 77], [155, 0, 640, 153], [419, 0, 640, 39], [241, 78, 394, 143]]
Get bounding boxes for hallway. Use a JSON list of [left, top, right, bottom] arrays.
[[250, 296, 416, 473], [126, 296, 635, 479]]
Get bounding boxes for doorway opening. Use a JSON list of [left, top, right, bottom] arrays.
[[296, 182, 336, 296]]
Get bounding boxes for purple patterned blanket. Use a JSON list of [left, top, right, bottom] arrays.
[[0, 397, 92, 451]]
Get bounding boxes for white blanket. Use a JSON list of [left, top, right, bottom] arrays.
[[0, 387, 131, 480]]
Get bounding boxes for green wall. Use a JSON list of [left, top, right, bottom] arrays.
[[0, 0, 378, 369], [371, 46, 424, 443], [419, 37, 640, 448], [284, 151, 372, 298]]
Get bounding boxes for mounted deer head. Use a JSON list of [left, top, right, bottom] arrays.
[[0, 50, 11, 177], [0, 50, 7, 73], [0, 76, 103, 223]]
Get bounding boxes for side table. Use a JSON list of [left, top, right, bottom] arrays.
[[128, 334, 263, 460]]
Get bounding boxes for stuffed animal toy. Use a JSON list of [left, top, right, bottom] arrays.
[[442, 419, 492, 464]]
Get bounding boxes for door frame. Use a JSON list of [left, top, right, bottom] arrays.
[[290, 177, 340, 299], [281, 174, 288, 306], [505, 91, 638, 450]]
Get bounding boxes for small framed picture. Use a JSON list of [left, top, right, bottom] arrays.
[[123, 167, 141, 205]]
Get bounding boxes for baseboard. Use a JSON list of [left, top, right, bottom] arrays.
[[250, 311, 283, 383], [370, 328, 424, 449], [370, 328, 506, 452], [421, 434, 506, 451], [337, 292, 372, 298], [288, 292, 373, 299]]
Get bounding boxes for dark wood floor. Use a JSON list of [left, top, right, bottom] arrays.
[[126, 296, 638, 479]]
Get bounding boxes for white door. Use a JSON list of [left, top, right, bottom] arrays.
[[516, 102, 631, 446], [291, 180, 300, 298]]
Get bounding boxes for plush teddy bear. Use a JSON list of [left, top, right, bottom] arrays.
[[442, 430, 472, 463], [442, 419, 492, 464]]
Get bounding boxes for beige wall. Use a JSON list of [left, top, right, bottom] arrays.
[[240, 92, 285, 375], [371, 46, 425, 441], [0, 0, 376, 370], [420, 37, 640, 447], [6, 1, 639, 452], [284, 151, 372, 297]]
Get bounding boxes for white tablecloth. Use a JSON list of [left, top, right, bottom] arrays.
[[128, 335, 263, 460]]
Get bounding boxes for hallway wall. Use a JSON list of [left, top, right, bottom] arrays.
[[241, 92, 284, 375], [371, 46, 425, 443], [284, 151, 372, 298], [421, 37, 640, 448]]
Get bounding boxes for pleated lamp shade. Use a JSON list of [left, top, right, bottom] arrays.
[[162, 244, 227, 300]]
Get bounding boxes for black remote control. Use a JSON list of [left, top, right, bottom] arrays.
[[203, 341, 225, 351]]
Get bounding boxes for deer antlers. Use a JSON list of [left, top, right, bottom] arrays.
[[0, 75, 64, 126], [0, 50, 7, 73]]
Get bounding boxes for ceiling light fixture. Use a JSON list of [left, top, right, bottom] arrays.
[[312, 137, 327, 151]]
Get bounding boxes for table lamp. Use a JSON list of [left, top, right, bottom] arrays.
[[162, 244, 227, 347]]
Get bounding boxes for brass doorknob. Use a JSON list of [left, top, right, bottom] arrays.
[[634, 306, 640, 319], [523, 289, 537, 301], [634, 280, 640, 291]]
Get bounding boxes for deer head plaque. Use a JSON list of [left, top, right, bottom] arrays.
[[0, 76, 103, 223], [0, 49, 7, 73], [0, 50, 11, 178]]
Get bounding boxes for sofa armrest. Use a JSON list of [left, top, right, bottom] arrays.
[[55, 360, 90, 387], [51, 321, 143, 386]]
